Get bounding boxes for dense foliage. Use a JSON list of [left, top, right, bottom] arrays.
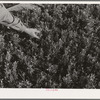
[[0, 4, 100, 88]]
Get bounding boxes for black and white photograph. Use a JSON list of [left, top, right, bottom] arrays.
[[1, 2, 100, 89]]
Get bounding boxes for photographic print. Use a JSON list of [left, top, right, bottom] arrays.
[[0, 2, 100, 89]]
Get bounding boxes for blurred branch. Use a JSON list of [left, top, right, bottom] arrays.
[[8, 4, 43, 12]]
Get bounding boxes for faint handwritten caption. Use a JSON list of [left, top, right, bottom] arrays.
[[46, 89, 58, 91]]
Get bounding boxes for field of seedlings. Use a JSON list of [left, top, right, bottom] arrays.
[[0, 4, 100, 88]]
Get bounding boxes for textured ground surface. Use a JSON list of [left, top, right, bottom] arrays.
[[0, 4, 100, 88]]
